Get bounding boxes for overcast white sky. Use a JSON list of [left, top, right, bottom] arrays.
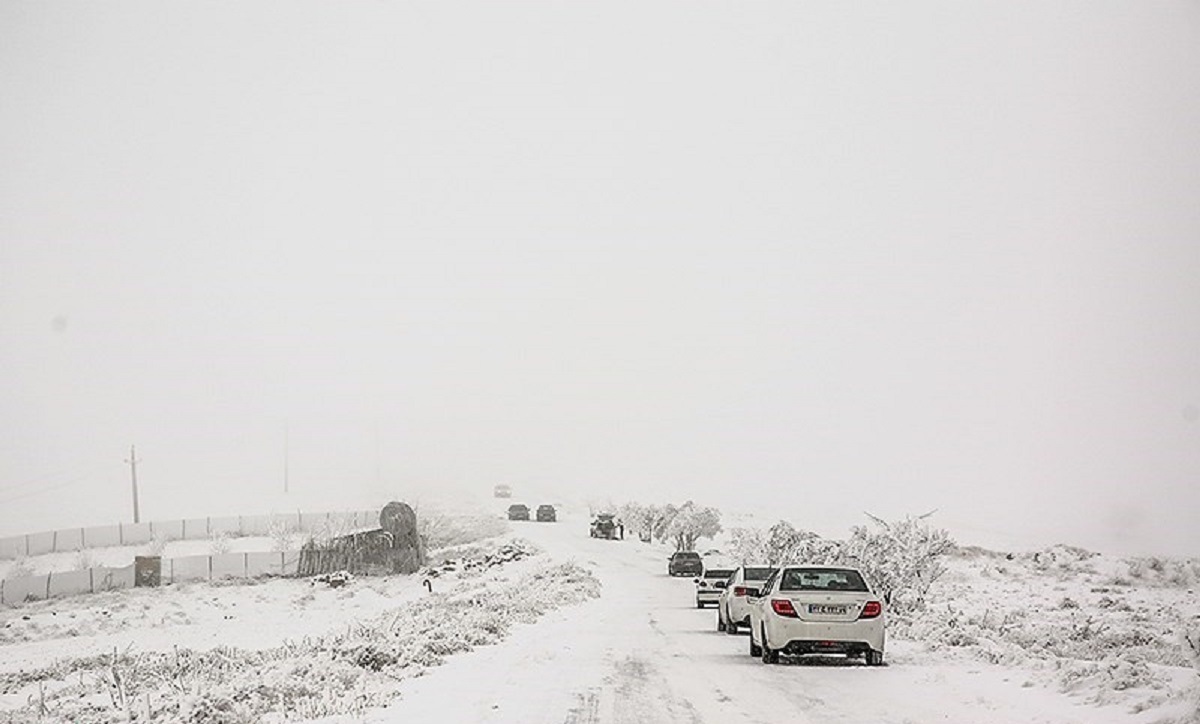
[[2, 0, 1198, 555]]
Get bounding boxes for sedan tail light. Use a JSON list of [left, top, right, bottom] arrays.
[[770, 598, 799, 618], [858, 601, 882, 619], [733, 586, 748, 597]]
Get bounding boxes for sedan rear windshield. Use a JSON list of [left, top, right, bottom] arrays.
[[703, 569, 735, 579], [672, 552, 701, 560], [743, 567, 775, 581], [779, 568, 868, 592]]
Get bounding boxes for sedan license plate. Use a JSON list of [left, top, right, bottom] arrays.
[[808, 604, 848, 615]]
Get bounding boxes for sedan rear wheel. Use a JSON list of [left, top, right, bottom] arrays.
[[761, 628, 779, 664], [717, 615, 726, 632], [866, 649, 885, 666], [749, 630, 762, 657]]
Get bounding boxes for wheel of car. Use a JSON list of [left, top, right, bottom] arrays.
[[761, 628, 779, 664], [749, 631, 762, 657], [717, 615, 726, 632], [725, 618, 738, 635], [866, 650, 884, 666], [696, 601, 705, 609]]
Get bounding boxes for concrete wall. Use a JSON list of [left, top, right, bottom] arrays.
[[0, 564, 137, 605], [0, 510, 375, 561]]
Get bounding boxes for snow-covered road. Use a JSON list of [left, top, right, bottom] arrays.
[[355, 512, 1148, 724]]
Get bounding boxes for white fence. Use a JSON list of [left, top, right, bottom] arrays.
[[0, 550, 311, 606], [0, 510, 378, 560]]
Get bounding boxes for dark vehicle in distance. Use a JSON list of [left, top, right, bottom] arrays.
[[668, 551, 703, 577], [590, 513, 618, 539], [507, 504, 530, 521], [537, 504, 557, 522]]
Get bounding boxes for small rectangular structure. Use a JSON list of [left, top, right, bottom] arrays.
[[169, 555, 211, 583], [121, 522, 153, 545], [245, 551, 285, 577], [209, 516, 242, 536], [1, 574, 50, 604], [134, 556, 161, 587], [210, 552, 245, 579], [48, 569, 91, 598], [84, 525, 122, 549], [93, 564, 135, 592]]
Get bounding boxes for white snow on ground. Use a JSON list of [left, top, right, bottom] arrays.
[[2, 503, 1198, 723]]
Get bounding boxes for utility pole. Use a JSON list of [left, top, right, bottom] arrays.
[[124, 445, 141, 523], [283, 424, 290, 494]]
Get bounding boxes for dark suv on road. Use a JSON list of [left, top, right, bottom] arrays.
[[507, 504, 530, 521], [536, 504, 557, 522], [668, 551, 703, 576]]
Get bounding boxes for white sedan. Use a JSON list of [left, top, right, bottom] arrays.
[[716, 565, 776, 633], [694, 567, 736, 608], [747, 565, 885, 665]]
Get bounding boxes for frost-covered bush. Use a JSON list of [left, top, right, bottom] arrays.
[[145, 531, 170, 557], [7, 555, 35, 578], [418, 512, 508, 551], [268, 520, 295, 552]]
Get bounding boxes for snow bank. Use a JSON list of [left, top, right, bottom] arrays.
[[0, 540, 600, 723]]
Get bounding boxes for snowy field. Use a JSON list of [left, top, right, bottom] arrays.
[[1, 505, 1198, 723]]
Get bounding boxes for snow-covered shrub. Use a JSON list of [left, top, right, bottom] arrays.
[[7, 555, 35, 578], [71, 549, 94, 571], [418, 512, 507, 551], [842, 512, 954, 615], [145, 531, 170, 557], [268, 520, 295, 552], [209, 531, 232, 555]]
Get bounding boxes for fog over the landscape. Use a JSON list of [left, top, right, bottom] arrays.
[[2, 0, 1197, 556]]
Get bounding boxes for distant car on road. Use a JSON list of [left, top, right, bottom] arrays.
[[694, 567, 736, 608], [717, 565, 777, 632], [748, 565, 885, 666], [494, 484, 513, 498], [507, 504, 530, 521], [667, 551, 703, 577], [536, 504, 557, 522]]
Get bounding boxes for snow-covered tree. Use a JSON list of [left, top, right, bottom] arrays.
[[657, 501, 722, 552], [617, 502, 658, 542], [842, 511, 954, 614]]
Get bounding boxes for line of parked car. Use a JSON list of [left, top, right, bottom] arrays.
[[673, 554, 886, 666]]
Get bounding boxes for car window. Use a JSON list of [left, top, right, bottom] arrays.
[[743, 567, 775, 581], [778, 568, 868, 592], [703, 569, 735, 579], [673, 552, 700, 560]]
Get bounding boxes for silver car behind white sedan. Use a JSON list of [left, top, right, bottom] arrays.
[[717, 565, 776, 633], [747, 565, 885, 665]]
